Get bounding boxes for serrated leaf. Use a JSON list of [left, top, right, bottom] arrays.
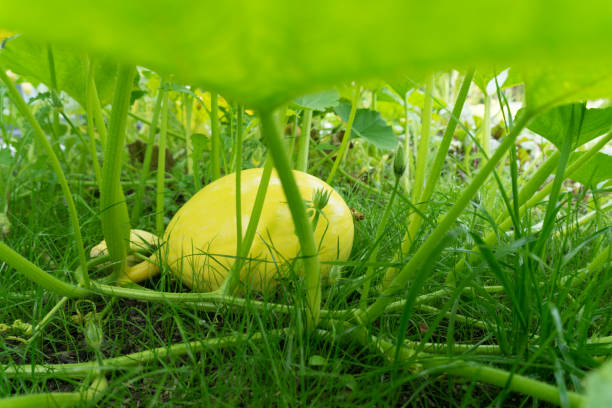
[[0, 34, 116, 106], [568, 152, 612, 187], [527, 104, 612, 149], [335, 103, 397, 150], [292, 89, 339, 111]]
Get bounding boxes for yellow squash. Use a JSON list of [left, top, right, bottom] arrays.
[[117, 168, 354, 291]]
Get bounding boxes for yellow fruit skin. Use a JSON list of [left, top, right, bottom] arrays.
[[164, 168, 354, 291]]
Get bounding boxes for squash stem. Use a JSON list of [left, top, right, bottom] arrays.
[[296, 108, 312, 172], [100, 64, 135, 282], [155, 82, 169, 236], [0, 66, 90, 288], [260, 109, 322, 330], [85, 56, 103, 190], [132, 75, 165, 224], [326, 85, 360, 185], [210, 92, 221, 182]]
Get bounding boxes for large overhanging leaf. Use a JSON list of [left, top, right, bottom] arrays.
[[0, 35, 117, 107], [1, 1, 612, 108], [527, 104, 612, 149]]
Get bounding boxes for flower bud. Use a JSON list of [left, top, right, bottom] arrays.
[[393, 145, 406, 178]]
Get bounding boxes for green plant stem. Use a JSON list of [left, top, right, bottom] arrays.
[[0, 66, 90, 288], [3, 329, 288, 379], [132, 76, 165, 224], [234, 106, 244, 260], [359, 176, 401, 310], [385, 70, 473, 284], [327, 85, 360, 185], [296, 108, 313, 172], [288, 113, 299, 168], [219, 155, 273, 295], [359, 111, 532, 324], [411, 74, 434, 204], [184, 93, 194, 175], [85, 57, 103, 189], [127, 112, 183, 139], [90, 74, 107, 150], [26, 296, 70, 344], [210, 92, 221, 182], [100, 64, 135, 281], [260, 109, 322, 330], [0, 241, 89, 297], [46, 44, 61, 140], [155, 84, 169, 236], [0, 392, 86, 408]]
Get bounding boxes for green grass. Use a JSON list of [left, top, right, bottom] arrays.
[[1, 74, 611, 407]]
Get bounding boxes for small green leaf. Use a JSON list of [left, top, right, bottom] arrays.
[[0, 149, 12, 167], [308, 355, 327, 367], [568, 152, 612, 187], [527, 104, 612, 149], [292, 89, 339, 111], [585, 360, 612, 408], [335, 103, 398, 150]]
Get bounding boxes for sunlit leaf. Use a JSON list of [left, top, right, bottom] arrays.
[[292, 89, 339, 111], [527, 104, 612, 149], [568, 152, 612, 187], [335, 103, 397, 150], [0, 34, 116, 106]]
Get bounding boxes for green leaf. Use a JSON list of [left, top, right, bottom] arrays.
[[308, 355, 327, 367], [524, 66, 612, 112], [292, 89, 339, 111], [0, 149, 12, 167], [568, 152, 612, 187], [527, 104, 612, 149], [0, 34, 116, 106], [335, 103, 397, 150], [585, 360, 612, 408], [4, 1, 612, 108]]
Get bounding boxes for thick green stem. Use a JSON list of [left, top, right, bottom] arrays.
[[155, 84, 169, 236], [184, 93, 194, 175], [0, 392, 86, 408], [296, 108, 313, 172], [411, 74, 434, 203], [0, 241, 89, 297], [131, 76, 165, 224], [260, 110, 322, 330], [3, 329, 287, 378], [100, 65, 135, 281], [235, 106, 244, 260], [46, 44, 61, 140], [360, 112, 532, 324], [327, 85, 360, 185], [210, 92, 221, 182], [0, 66, 90, 288]]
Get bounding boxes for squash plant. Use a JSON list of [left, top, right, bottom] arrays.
[[0, 1, 611, 406]]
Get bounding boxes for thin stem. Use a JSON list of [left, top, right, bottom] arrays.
[[260, 109, 322, 330], [0, 66, 90, 288], [360, 111, 532, 324], [85, 56, 103, 189], [132, 75, 165, 224], [235, 106, 244, 260], [359, 176, 401, 310], [100, 64, 135, 281], [210, 92, 221, 182], [184, 93, 194, 175], [296, 108, 313, 172], [219, 155, 273, 294], [385, 70, 473, 284], [327, 85, 360, 185], [155, 83, 169, 236]]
